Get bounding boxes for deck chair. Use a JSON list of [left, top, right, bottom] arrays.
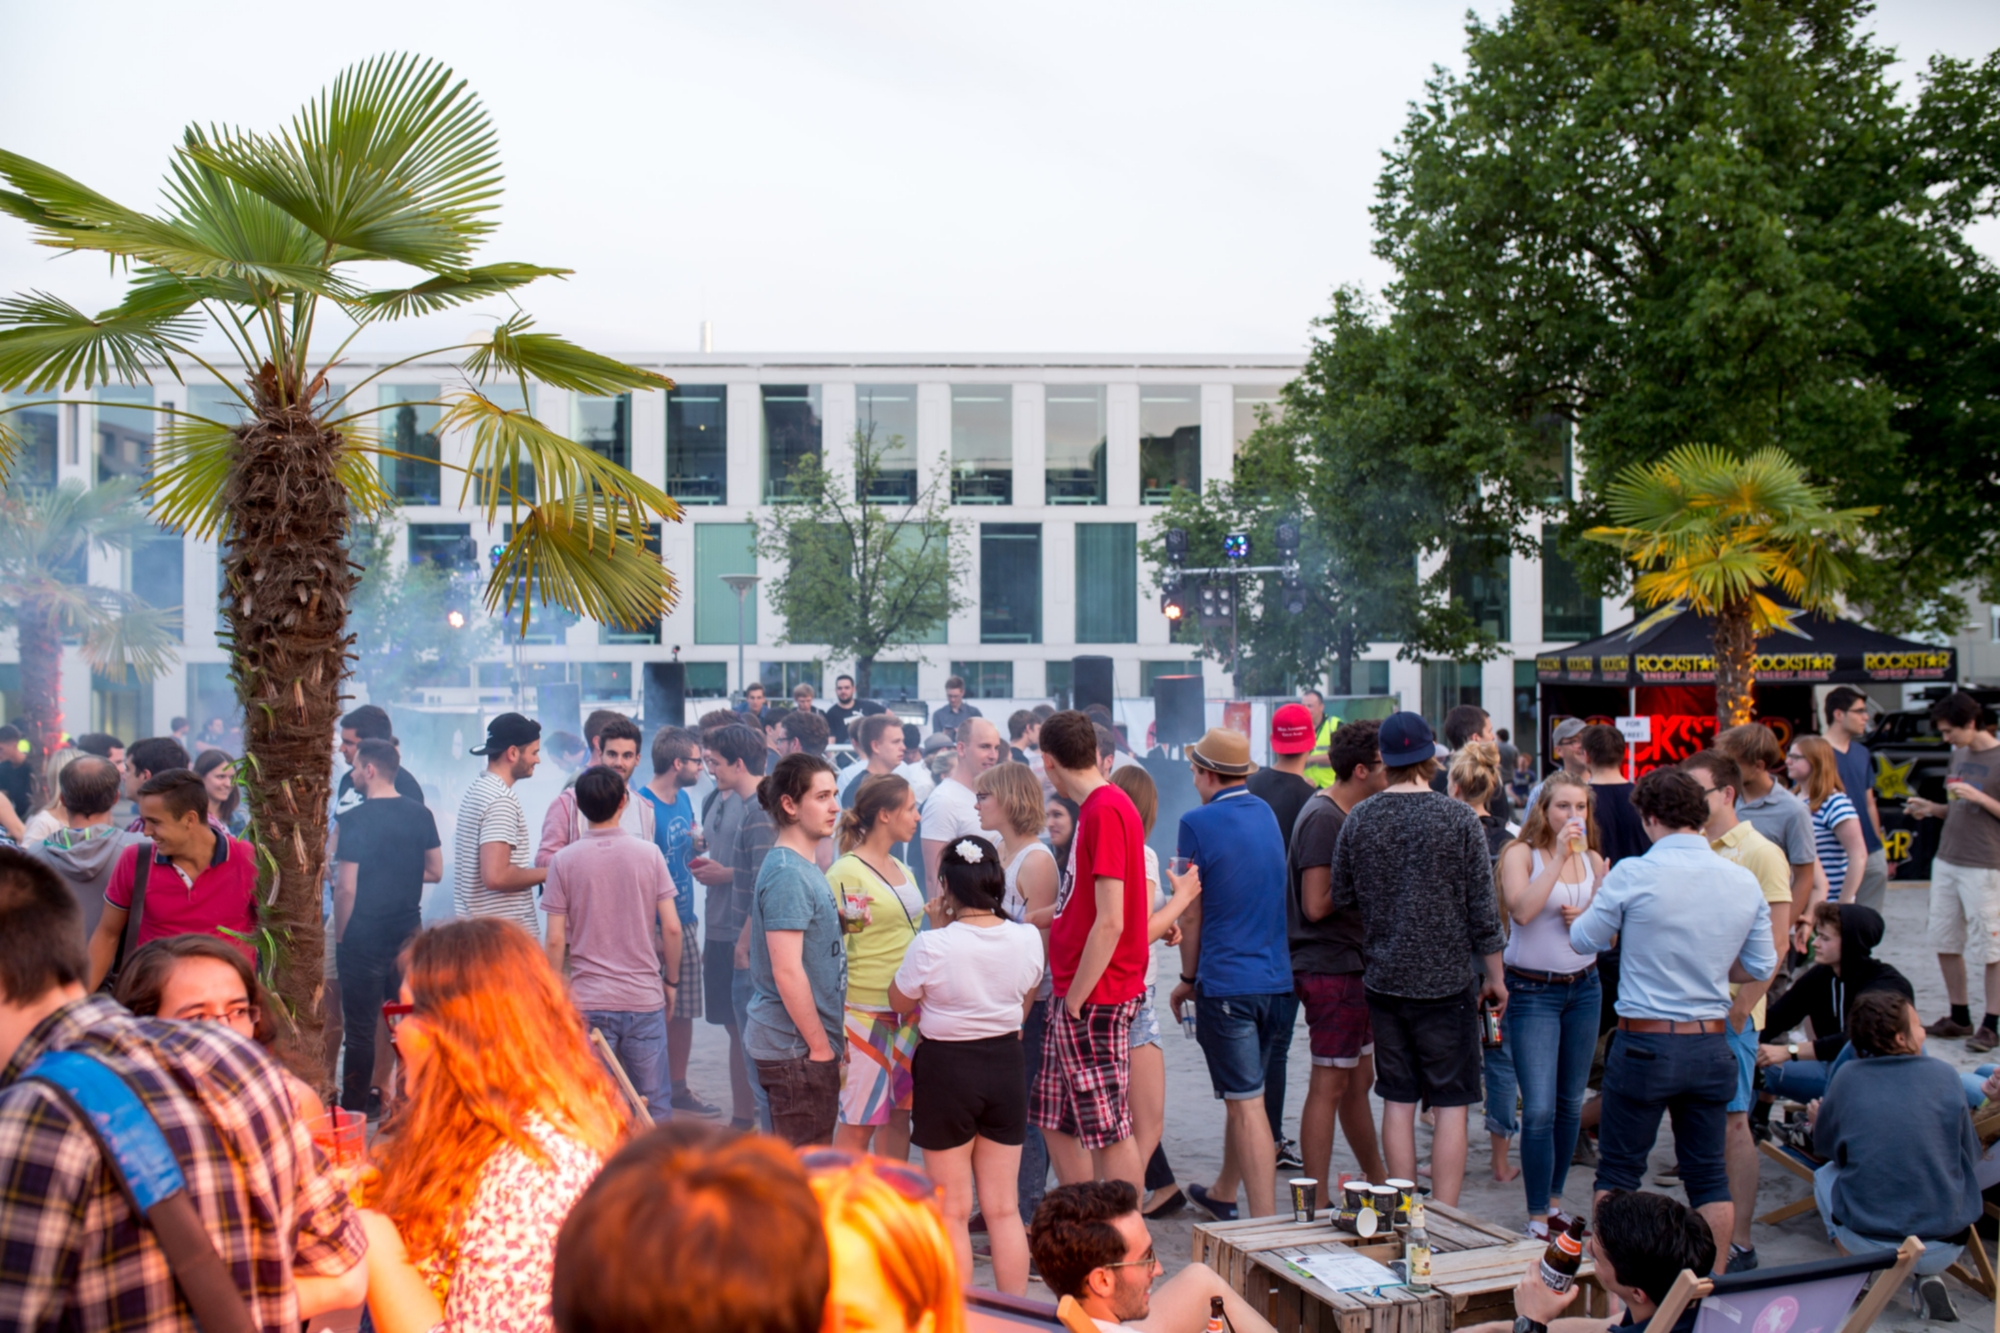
[[1645, 1239, 1922, 1333], [1944, 1220, 1996, 1300], [961, 1290, 1081, 1333], [1753, 1139, 1821, 1225]]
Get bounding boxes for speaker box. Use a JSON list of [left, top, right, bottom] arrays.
[[1152, 673, 1205, 747], [643, 662, 687, 735], [1072, 655, 1114, 716], [537, 681, 582, 739]]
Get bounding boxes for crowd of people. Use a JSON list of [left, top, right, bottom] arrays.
[[1, 680, 1995, 1330]]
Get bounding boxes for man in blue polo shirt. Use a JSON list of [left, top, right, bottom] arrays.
[[1170, 728, 1294, 1220]]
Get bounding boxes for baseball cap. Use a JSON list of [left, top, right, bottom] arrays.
[[1552, 717, 1588, 745], [471, 711, 542, 755], [1378, 711, 1444, 767], [1270, 703, 1316, 755]]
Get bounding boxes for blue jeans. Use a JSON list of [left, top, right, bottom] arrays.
[[1596, 1028, 1736, 1208], [1961, 1063, 1996, 1109], [731, 965, 772, 1133], [585, 1008, 671, 1123], [1483, 1038, 1518, 1137], [1813, 1163, 1963, 1275], [1019, 1000, 1050, 1217], [1760, 1043, 1857, 1103], [1504, 971, 1601, 1215], [1194, 991, 1300, 1101]]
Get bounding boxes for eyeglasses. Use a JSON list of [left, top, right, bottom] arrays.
[[1098, 1246, 1159, 1271], [183, 1002, 258, 1027], [799, 1148, 940, 1203], [381, 1001, 415, 1029]]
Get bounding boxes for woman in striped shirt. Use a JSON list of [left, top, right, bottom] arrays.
[[1789, 736, 1866, 903]]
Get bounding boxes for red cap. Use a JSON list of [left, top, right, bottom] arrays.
[[1270, 703, 1316, 755]]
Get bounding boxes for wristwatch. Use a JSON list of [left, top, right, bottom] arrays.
[[1514, 1317, 1546, 1333], [1787, 1043, 1799, 1061]]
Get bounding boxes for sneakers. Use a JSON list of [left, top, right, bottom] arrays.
[[1969, 1025, 2000, 1054], [670, 1087, 723, 1117], [1725, 1245, 1759, 1274], [1275, 1138, 1304, 1171], [1915, 1274, 1958, 1321], [1925, 1014, 1976, 1038], [1187, 1182, 1238, 1222]]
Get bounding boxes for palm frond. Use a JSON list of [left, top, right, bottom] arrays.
[[345, 263, 567, 320], [78, 594, 182, 680], [485, 495, 678, 632], [147, 415, 240, 538], [0, 291, 203, 391], [464, 315, 674, 396], [158, 147, 356, 302], [182, 53, 501, 268], [0, 411, 24, 483], [433, 389, 681, 526], [336, 432, 399, 526]]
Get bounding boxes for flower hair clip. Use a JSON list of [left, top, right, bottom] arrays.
[[955, 840, 984, 863]]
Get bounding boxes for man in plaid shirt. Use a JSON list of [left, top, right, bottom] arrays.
[[0, 848, 367, 1331]]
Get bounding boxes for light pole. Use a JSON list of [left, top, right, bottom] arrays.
[[721, 573, 761, 700]]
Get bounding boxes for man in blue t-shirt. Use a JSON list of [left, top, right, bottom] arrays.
[[1823, 687, 1889, 912], [642, 726, 715, 1116], [1171, 728, 1296, 1220]]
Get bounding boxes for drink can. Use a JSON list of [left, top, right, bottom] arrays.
[[1288, 1177, 1317, 1224], [1481, 1002, 1503, 1047]]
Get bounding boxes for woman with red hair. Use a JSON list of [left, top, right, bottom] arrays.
[[360, 918, 629, 1333], [807, 1150, 967, 1333]]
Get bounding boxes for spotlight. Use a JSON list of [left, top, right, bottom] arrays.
[[1223, 532, 1250, 563], [1165, 528, 1189, 566]]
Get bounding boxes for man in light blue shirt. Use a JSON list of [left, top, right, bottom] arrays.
[[1570, 766, 1775, 1265]]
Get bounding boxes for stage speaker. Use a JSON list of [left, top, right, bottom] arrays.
[[1072, 655, 1114, 716], [1152, 674, 1205, 747], [643, 662, 687, 734], [538, 681, 582, 739]]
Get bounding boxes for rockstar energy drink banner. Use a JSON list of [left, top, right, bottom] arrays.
[[1538, 647, 1950, 685]]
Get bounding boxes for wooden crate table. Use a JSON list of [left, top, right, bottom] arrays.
[[1192, 1205, 1603, 1332]]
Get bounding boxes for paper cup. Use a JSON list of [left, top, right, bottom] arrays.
[[1288, 1177, 1317, 1223]]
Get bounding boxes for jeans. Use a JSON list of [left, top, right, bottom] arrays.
[[1019, 999, 1050, 1217], [1504, 971, 1601, 1215], [585, 1008, 671, 1123], [1483, 1038, 1518, 1138], [1760, 1043, 1857, 1104], [732, 964, 772, 1133], [1961, 1063, 1996, 1110], [1812, 1162, 1963, 1276], [336, 930, 408, 1114], [1194, 991, 1300, 1100], [1264, 993, 1296, 1140], [756, 1054, 841, 1147], [1596, 1029, 1737, 1208]]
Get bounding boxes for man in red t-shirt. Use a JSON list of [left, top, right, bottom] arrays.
[[87, 769, 259, 989], [1032, 710, 1151, 1191]]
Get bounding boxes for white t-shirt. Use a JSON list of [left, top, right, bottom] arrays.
[[920, 778, 995, 850], [453, 771, 539, 935], [1142, 845, 1163, 988], [893, 919, 1045, 1041]]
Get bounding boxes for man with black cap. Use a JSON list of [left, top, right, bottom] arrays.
[[454, 712, 547, 936]]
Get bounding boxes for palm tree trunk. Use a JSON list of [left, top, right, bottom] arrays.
[[1713, 597, 1757, 729], [223, 370, 358, 1091], [17, 598, 64, 802]]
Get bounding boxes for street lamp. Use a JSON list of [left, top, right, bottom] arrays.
[[721, 573, 761, 700]]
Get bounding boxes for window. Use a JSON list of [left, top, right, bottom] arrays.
[[685, 662, 729, 698], [480, 660, 569, 691], [1450, 540, 1510, 640], [600, 524, 663, 646], [1075, 523, 1137, 644], [980, 524, 1040, 644], [950, 662, 1014, 698], [1541, 533, 1600, 642], [483, 382, 538, 501], [573, 393, 631, 469], [1141, 660, 1202, 695], [763, 385, 822, 501], [1513, 660, 1538, 761], [185, 384, 249, 428], [2, 391, 59, 488], [130, 530, 185, 641], [759, 662, 822, 696], [582, 662, 632, 701], [856, 385, 918, 504], [867, 661, 919, 700], [1046, 660, 1072, 704], [1139, 387, 1199, 503], [951, 386, 1012, 504], [1362, 660, 1391, 695], [695, 523, 757, 645], [92, 670, 151, 741], [97, 386, 154, 484], [409, 523, 475, 572], [380, 386, 443, 504], [1420, 662, 1484, 728], [1045, 386, 1107, 505], [1232, 386, 1281, 452], [666, 385, 727, 505]]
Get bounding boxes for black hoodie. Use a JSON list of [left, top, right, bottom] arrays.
[[1759, 903, 1913, 1061]]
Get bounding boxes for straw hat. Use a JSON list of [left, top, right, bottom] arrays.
[[1188, 727, 1257, 777]]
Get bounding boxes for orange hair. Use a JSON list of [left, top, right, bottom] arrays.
[[810, 1158, 965, 1333], [1791, 735, 1844, 810], [374, 918, 629, 1273]]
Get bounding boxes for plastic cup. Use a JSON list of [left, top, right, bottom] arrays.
[[1167, 855, 1192, 876], [307, 1108, 367, 1201], [1289, 1178, 1317, 1224]]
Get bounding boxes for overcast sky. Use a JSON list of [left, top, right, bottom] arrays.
[[4, 1, 1998, 358]]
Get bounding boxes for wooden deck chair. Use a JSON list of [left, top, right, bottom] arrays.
[[1753, 1139, 1821, 1225], [1643, 1238, 1923, 1333], [1944, 1220, 1996, 1300], [961, 1290, 1072, 1333], [588, 1027, 654, 1129]]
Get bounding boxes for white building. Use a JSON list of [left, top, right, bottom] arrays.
[[2, 352, 1623, 750]]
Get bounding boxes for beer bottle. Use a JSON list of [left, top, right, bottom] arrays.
[[1404, 1200, 1432, 1294], [1539, 1216, 1586, 1292], [1206, 1296, 1226, 1333]]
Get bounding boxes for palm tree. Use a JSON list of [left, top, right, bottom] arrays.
[[0, 481, 180, 786], [1585, 445, 1873, 727], [0, 54, 679, 1080]]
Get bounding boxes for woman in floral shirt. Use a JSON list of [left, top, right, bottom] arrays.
[[361, 918, 629, 1333]]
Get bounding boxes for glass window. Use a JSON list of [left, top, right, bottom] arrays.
[[667, 385, 727, 505], [599, 524, 662, 646], [1232, 386, 1281, 452], [91, 670, 150, 741], [131, 530, 184, 641], [1420, 661, 1485, 728], [950, 662, 1014, 698], [1541, 533, 1600, 642], [574, 393, 631, 469], [1139, 387, 1200, 504], [481, 382, 537, 502], [763, 385, 822, 502], [856, 384, 918, 504], [380, 386, 442, 505], [187, 662, 239, 738], [951, 386, 1012, 505], [409, 523, 475, 572], [1045, 386, 1107, 505], [1451, 541, 1511, 640], [1, 390, 59, 489], [1141, 660, 1203, 696], [185, 384, 250, 428], [1075, 523, 1137, 644], [1363, 660, 1391, 695], [694, 522, 757, 646], [1046, 659, 1072, 704], [685, 662, 728, 698], [980, 524, 1040, 644], [96, 386, 154, 485], [1513, 660, 1539, 762], [868, 661, 919, 700], [582, 662, 632, 701], [758, 662, 822, 696]]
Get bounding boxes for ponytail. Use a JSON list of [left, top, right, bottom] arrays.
[[758, 753, 837, 826], [837, 774, 912, 854]]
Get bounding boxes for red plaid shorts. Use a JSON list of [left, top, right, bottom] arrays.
[[1029, 996, 1140, 1149]]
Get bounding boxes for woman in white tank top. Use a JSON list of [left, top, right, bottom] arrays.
[[1495, 771, 1606, 1238]]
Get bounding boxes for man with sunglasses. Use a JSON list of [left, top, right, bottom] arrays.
[[1028, 1181, 1276, 1333]]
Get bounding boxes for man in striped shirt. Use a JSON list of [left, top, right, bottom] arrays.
[[454, 712, 547, 938]]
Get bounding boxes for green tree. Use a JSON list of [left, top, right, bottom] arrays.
[[0, 480, 180, 780], [0, 54, 678, 1079], [1586, 445, 1874, 726], [1370, 0, 2000, 633], [754, 428, 967, 698], [348, 521, 499, 705]]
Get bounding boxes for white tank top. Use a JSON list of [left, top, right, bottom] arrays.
[[1004, 841, 1057, 1003], [1502, 847, 1597, 976]]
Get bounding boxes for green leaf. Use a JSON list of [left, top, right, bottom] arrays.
[[146, 414, 239, 539], [345, 262, 567, 320], [464, 314, 674, 396], [434, 387, 680, 526], [484, 495, 678, 632], [79, 593, 182, 681], [0, 291, 203, 392]]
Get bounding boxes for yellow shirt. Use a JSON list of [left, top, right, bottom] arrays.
[[1709, 820, 1791, 1028], [828, 853, 923, 1008], [1304, 714, 1342, 788]]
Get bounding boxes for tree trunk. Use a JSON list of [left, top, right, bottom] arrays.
[[16, 598, 64, 804], [1334, 622, 1356, 697], [855, 655, 872, 699], [1713, 597, 1757, 729], [223, 367, 358, 1092]]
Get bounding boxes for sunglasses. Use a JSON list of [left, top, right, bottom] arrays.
[[799, 1148, 939, 1204]]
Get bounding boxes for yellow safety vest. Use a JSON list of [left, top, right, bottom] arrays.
[[1304, 714, 1341, 788]]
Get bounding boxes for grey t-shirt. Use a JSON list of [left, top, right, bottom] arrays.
[[1736, 785, 1815, 868], [703, 791, 746, 943], [744, 846, 848, 1061], [1286, 791, 1366, 975], [1939, 746, 2000, 870]]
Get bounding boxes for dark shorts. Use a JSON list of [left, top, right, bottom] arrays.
[[703, 938, 737, 1028], [1296, 972, 1375, 1068], [755, 1054, 841, 1147], [912, 1034, 1027, 1150], [1029, 998, 1139, 1150], [1193, 991, 1299, 1101], [1366, 982, 1483, 1108]]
